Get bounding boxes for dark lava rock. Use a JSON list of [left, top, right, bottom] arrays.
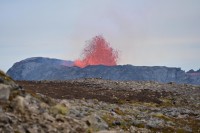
[[7, 57, 200, 85], [1, 69, 200, 132]]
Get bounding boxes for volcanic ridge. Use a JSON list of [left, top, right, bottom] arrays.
[[6, 35, 200, 85], [6, 57, 200, 85]]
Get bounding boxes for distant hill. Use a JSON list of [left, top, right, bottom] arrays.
[[7, 57, 74, 80], [7, 57, 200, 85]]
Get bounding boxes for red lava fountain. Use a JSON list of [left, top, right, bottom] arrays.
[[74, 35, 119, 68]]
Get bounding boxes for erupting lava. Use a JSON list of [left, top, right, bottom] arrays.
[[74, 35, 119, 68]]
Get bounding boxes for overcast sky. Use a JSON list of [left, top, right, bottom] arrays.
[[0, 0, 200, 72]]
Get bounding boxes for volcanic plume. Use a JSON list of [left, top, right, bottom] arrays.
[[74, 35, 119, 68]]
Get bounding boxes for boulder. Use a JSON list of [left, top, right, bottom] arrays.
[[0, 84, 10, 100]]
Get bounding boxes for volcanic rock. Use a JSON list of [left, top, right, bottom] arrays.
[[0, 70, 20, 100], [7, 57, 74, 80], [0, 84, 11, 100], [0, 69, 200, 132], [7, 57, 200, 85]]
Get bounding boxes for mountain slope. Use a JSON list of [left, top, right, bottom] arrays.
[[7, 57, 73, 80], [7, 57, 200, 84]]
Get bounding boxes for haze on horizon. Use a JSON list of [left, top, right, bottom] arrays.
[[0, 0, 200, 72]]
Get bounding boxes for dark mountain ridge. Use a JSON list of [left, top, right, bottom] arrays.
[[7, 57, 200, 85]]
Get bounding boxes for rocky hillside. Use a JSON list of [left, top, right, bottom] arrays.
[[7, 57, 200, 85], [1, 70, 200, 132], [7, 57, 74, 80]]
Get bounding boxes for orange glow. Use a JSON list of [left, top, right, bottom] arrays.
[[74, 35, 118, 68]]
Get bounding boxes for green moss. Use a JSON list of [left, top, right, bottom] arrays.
[[86, 127, 94, 133], [117, 99, 126, 104], [50, 104, 68, 115], [176, 128, 187, 133], [143, 102, 158, 107], [159, 98, 173, 107], [120, 121, 131, 130], [152, 113, 171, 121], [130, 101, 158, 108], [14, 130, 21, 133], [0, 70, 13, 82], [102, 113, 133, 131], [102, 113, 116, 127], [148, 115, 200, 132]]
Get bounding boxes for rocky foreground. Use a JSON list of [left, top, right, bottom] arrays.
[[1, 70, 200, 132]]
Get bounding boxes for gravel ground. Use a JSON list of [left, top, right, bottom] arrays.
[[0, 73, 200, 132]]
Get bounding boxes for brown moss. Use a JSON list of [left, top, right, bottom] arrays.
[[130, 101, 158, 108], [25, 90, 55, 106], [0, 70, 7, 77], [178, 118, 200, 132], [0, 70, 13, 82], [102, 113, 133, 131], [117, 99, 127, 104], [176, 128, 187, 133], [164, 117, 200, 132], [149, 127, 176, 133], [135, 123, 145, 128], [102, 113, 116, 127], [25, 89, 39, 97], [159, 98, 174, 107], [86, 127, 94, 133], [152, 113, 171, 121], [9, 90, 21, 101], [113, 107, 125, 115]]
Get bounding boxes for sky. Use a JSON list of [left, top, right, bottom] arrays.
[[0, 0, 200, 72]]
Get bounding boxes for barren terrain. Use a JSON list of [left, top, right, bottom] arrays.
[[1, 74, 200, 132], [17, 79, 200, 109]]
